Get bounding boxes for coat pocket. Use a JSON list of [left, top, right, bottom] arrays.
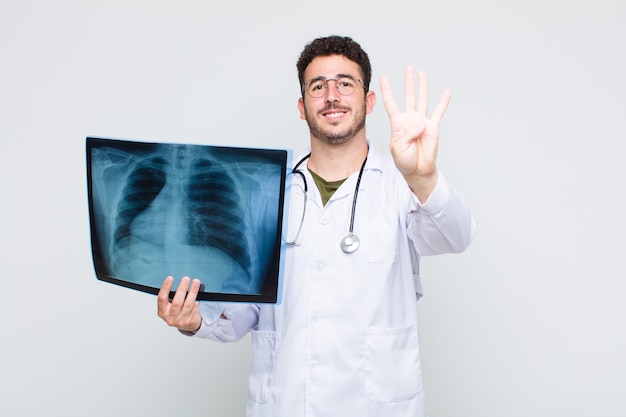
[[361, 323, 422, 402], [248, 330, 277, 404]]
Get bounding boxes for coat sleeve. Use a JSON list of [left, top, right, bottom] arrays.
[[407, 172, 476, 255], [184, 302, 260, 342]]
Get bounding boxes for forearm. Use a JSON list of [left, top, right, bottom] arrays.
[[408, 173, 476, 255]]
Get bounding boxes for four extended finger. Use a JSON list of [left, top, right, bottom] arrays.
[[417, 70, 429, 115], [431, 89, 452, 125], [404, 66, 417, 112], [380, 74, 400, 116]]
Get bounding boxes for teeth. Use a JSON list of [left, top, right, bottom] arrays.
[[326, 112, 344, 117]]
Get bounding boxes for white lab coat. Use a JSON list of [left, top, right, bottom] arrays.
[[193, 145, 476, 417]]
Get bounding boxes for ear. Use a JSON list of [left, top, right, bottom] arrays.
[[297, 97, 306, 120], [365, 90, 376, 115]]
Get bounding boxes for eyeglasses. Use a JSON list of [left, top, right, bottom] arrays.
[[303, 75, 366, 98]]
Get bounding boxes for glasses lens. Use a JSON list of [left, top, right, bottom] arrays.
[[335, 76, 358, 95], [307, 79, 326, 98], [305, 76, 360, 98]]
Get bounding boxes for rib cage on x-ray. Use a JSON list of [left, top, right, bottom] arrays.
[[113, 156, 168, 249], [92, 143, 280, 294], [112, 155, 250, 276], [185, 158, 251, 275]]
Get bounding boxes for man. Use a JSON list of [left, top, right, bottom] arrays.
[[158, 35, 476, 417]]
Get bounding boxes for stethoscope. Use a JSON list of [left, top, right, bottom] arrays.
[[286, 152, 367, 254]]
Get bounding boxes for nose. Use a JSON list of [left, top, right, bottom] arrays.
[[325, 79, 341, 102]]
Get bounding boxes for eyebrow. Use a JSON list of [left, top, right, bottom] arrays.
[[306, 73, 358, 84]]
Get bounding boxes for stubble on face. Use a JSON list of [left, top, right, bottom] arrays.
[[303, 100, 367, 146]]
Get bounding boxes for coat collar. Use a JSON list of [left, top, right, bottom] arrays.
[[292, 140, 385, 204]]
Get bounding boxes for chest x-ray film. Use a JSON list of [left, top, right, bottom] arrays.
[[86, 137, 291, 303]]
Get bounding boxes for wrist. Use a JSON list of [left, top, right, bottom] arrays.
[[404, 170, 438, 203], [179, 319, 202, 336]]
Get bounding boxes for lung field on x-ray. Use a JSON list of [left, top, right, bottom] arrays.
[[91, 142, 281, 295], [186, 159, 251, 274], [113, 156, 168, 250]]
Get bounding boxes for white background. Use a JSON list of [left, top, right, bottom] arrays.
[[1, 1, 625, 416]]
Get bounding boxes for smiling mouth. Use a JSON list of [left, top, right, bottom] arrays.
[[321, 105, 349, 120], [324, 111, 346, 119]]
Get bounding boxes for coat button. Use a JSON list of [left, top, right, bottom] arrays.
[[313, 261, 325, 272]]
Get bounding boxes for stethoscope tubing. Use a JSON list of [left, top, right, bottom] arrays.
[[287, 153, 367, 253]]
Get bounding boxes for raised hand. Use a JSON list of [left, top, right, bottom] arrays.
[[380, 67, 451, 201]]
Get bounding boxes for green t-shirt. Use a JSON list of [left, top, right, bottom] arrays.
[[308, 168, 347, 206]]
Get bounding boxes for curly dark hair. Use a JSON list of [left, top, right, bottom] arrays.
[[296, 35, 372, 95]]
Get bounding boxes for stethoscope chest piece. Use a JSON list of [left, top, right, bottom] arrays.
[[340, 233, 360, 253], [288, 151, 368, 255]]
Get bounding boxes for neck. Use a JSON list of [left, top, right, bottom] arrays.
[[307, 136, 368, 181]]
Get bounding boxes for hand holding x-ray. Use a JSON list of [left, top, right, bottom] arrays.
[[157, 276, 203, 333]]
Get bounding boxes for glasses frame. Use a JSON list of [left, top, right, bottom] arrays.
[[302, 75, 366, 98]]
